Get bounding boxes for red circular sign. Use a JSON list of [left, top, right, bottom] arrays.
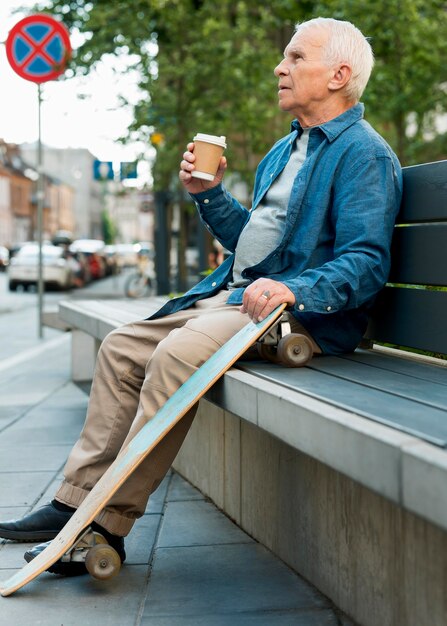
[[6, 14, 71, 84]]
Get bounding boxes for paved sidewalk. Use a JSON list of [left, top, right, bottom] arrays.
[[0, 334, 355, 625]]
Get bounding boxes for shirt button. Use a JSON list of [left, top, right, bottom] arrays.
[[203, 199, 209, 204], [212, 282, 217, 287], [326, 306, 332, 311], [298, 304, 305, 311]]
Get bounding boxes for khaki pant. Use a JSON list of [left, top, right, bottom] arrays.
[[55, 291, 319, 536]]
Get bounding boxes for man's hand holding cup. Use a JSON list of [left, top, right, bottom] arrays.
[[179, 134, 227, 194]]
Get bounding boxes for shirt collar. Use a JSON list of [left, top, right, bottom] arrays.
[[291, 102, 364, 142]]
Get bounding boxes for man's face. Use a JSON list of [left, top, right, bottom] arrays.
[[274, 28, 334, 121]]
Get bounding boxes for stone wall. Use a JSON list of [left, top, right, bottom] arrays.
[[173, 399, 447, 626]]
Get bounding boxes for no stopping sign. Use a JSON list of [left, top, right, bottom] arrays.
[[6, 14, 71, 83]]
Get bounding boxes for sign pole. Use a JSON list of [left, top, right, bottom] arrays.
[[6, 14, 72, 339], [36, 84, 44, 338]]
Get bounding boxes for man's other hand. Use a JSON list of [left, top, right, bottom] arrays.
[[241, 278, 296, 322]]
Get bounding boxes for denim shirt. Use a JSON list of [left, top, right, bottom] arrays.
[[148, 103, 402, 355]]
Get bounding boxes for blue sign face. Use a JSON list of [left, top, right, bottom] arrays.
[[120, 161, 138, 180], [93, 160, 114, 181], [6, 15, 71, 84]]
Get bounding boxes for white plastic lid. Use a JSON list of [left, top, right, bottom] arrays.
[[193, 133, 227, 148]]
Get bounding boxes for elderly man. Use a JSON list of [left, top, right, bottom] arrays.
[[0, 17, 402, 574]]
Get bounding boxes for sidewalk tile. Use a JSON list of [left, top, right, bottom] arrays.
[[0, 472, 55, 506], [166, 473, 205, 502], [0, 507, 28, 519], [157, 500, 253, 548], [0, 445, 72, 472], [143, 543, 330, 619], [140, 610, 341, 625], [145, 474, 171, 514], [0, 373, 68, 408], [0, 406, 24, 429], [0, 423, 82, 447], [15, 406, 86, 428], [0, 541, 36, 569], [35, 478, 64, 508], [0, 564, 149, 626], [125, 514, 161, 565], [44, 382, 89, 408]]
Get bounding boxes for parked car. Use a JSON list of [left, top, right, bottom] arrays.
[[69, 239, 106, 280], [52, 230, 73, 246], [69, 238, 105, 255], [103, 245, 119, 275], [74, 251, 92, 284], [8, 243, 73, 291], [0, 246, 9, 271], [65, 251, 86, 288]]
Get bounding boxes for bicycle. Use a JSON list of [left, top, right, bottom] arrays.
[[124, 257, 155, 298]]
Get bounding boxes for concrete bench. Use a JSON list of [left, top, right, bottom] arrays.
[[59, 160, 447, 626]]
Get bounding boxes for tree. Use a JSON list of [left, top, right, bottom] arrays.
[[34, 0, 447, 167], [313, 0, 447, 164], [101, 209, 117, 244], [41, 0, 305, 185], [37, 0, 308, 287]]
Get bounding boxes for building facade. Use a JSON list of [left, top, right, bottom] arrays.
[[0, 140, 75, 248], [20, 144, 102, 239]]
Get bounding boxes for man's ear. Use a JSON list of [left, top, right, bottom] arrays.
[[328, 63, 352, 92]]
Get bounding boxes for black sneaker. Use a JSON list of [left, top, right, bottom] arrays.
[[0, 503, 73, 542], [24, 541, 88, 577]]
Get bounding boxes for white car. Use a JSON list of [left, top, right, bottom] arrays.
[[8, 243, 73, 291], [0, 245, 9, 271], [69, 238, 105, 254]]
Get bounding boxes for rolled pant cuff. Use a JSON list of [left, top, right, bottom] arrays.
[[55, 481, 136, 537]]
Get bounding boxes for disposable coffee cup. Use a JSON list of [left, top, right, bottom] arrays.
[[191, 133, 227, 181]]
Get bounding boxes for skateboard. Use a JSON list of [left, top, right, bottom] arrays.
[[0, 303, 312, 597]]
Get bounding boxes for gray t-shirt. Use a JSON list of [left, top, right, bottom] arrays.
[[228, 129, 310, 288]]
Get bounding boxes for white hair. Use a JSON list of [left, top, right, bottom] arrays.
[[295, 17, 374, 102]]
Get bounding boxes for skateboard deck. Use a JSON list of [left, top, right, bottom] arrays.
[[0, 304, 286, 597]]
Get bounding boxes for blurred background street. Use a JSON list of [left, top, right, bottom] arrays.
[[0, 265, 134, 360]]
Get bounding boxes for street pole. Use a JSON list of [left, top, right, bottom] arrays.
[[36, 83, 44, 338], [154, 190, 171, 295], [5, 14, 72, 339]]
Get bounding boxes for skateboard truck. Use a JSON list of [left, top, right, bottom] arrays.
[[61, 528, 121, 580], [257, 312, 313, 367]]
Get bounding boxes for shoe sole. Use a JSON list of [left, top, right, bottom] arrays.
[[24, 552, 88, 577], [0, 530, 61, 542]]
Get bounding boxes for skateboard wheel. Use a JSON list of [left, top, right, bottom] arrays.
[[85, 544, 121, 580], [277, 334, 313, 367], [93, 532, 108, 545], [257, 343, 281, 363]]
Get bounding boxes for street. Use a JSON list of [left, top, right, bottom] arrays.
[[0, 270, 130, 362]]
